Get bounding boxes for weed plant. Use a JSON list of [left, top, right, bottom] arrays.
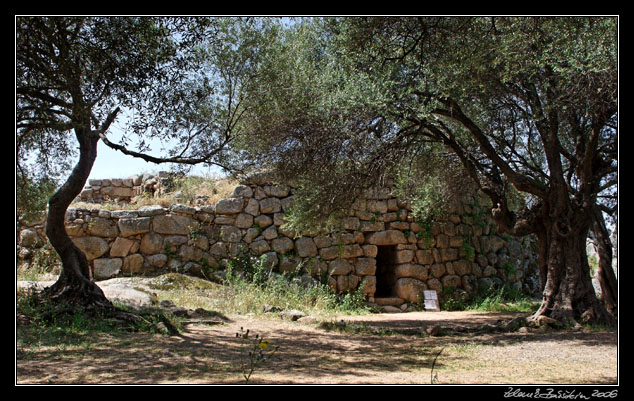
[[235, 327, 279, 384]]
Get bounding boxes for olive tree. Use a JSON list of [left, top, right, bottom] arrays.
[[16, 16, 270, 306], [238, 17, 617, 326]]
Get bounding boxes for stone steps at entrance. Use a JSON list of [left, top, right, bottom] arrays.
[[373, 297, 405, 307]]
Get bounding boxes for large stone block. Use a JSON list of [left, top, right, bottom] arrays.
[[441, 275, 462, 288], [118, 217, 151, 237], [259, 197, 282, 214], [394, 249, 415, 264], [231, 185, 253, 198], [355, 258, 377, 276], [152, 214, 193, 235], [264, 185, 290, 198], [359, 276, 377, 296], [220, 225, 243, 243], [235, 213, 254, 229], [72, 236, 109, 260], [394, 278, 427, 303], [87, 217, 119, 237], [109, 237, 135, 257], [250, 239, 270, 255], [295, 237, 318, 258], [140, 232, 163, 255], [416, 249, 434, 265], [215, 197, 244, 214], [93, 258, 122, 280], [271, 237, 294, 255], [123, 254, 144, 274], [328, 258, 353, 275], [365, 230, 407, 245], [394, 263, 428, 281]]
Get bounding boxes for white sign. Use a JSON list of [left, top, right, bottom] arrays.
[[423, 290, 440, 311]]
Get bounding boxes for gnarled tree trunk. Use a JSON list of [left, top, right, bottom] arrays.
[[43, 128, 112, 308], [530, 203, 616, 327]]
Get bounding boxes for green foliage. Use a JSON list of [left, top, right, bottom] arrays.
[[16, 174, 58, 225]]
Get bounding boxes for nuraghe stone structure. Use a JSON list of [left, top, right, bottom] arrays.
[[18, 174, 541, 308]]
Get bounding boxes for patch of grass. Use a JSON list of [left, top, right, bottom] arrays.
[[17, 243, 62, 281], [219, 254, 371, 318], [16, 287, 184, 355], [439, 284, 539, 313]]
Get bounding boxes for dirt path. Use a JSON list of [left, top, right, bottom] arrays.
[[16, 310, 617, 385]]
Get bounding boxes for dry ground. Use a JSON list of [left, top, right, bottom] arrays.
[[16, 310, 617, 385]]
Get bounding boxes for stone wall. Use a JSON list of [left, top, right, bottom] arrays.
[[78, 173, 168, 204], [36, 179, 540, 306]]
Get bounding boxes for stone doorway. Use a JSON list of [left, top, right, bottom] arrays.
[[375, 245, 398, 297]]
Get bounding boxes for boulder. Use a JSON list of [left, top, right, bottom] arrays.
[[97, 280, 154, 309], [19, 228, 41, 248], [279, 309, 305, 321]]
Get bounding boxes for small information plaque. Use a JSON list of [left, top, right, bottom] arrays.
[[423, 290, 440, 312]]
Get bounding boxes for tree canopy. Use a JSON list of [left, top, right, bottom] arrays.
[[235, 16, 618, 326]]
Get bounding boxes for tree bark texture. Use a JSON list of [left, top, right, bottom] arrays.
[[592, 208, 618, 316], [529, 199, 616, 327]]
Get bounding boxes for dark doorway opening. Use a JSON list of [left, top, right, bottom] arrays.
[[375, 245, 397, 297]]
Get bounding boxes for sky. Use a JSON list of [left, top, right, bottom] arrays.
[[89, 140, 224, 180], [88, 122, 225, 181]]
